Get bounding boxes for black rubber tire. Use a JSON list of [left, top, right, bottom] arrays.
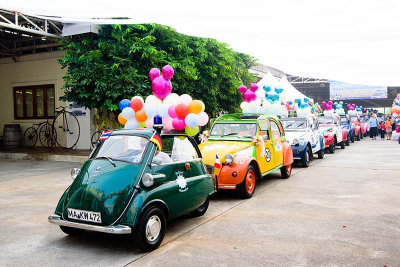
[[346, 137, 350, 146], [237, 166, 257, 199], [23, 127, 38, 147], [360, 132, 363, 139], [329, 140, 335, 154], [356, 133, 360, 141], [340, 141, 345, 149], [59, 226, 84, 235], [280, 163, 292, 179], [189, 197, 209, 217], [133, 206, 166, 252], [300, 147, 310, 167], [317, 148, 324, 159], [351, 134, 355, 143], [363, 132, 367, 137]]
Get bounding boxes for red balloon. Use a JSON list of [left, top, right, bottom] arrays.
[[130, 99, 143, 112], [175, 103, 189, 118]]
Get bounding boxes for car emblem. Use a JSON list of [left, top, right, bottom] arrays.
[[265, 148, 271, 162], [176, 171, 188, 192]]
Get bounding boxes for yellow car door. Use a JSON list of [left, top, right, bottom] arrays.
[[270, 119, 284, 166], [255, 119, 276, 175]]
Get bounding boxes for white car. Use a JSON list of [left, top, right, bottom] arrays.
[[318, 113, 347, 153], [281, 114, 325, 167]]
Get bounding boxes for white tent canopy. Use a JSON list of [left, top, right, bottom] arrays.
[[279, 76, 313, 103], [2, 0, 400, 86]]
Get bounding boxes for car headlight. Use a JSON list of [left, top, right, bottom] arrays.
[[71, 168, 80, 180], [225, 154, 234, 164], [292, 138, 299, 145], [142, 173, 154, 187]]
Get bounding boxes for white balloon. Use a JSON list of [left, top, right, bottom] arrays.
[[125, 118, 140, 129], [179, 94, 192, 105], [159, 103, 171, 118], [272, 102, 281, 112], [121, 107, 135, 119], [144, 104, 159, 117], [240, 102, 249, 110], [243, 109, 254, 113], [263, 101, 272, 110], [164, 93, 180, 105], [248, 101, 257, 109], [255, 98, 262, 107]]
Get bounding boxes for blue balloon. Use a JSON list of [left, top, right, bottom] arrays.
[[275, 86, 284, 94], [119, 99, 131, 110], [265, 92, 279, 104], [263, 84, 272, 93]]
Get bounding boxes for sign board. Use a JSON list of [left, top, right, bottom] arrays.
[[329, 81, 387, 100]]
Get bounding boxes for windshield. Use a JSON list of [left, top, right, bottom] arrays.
[[318, 118, 333, 125], [281, 120, 306, 130], [340, 118, 348, 124], [210, 123, 257, 137], [91, 135, 148, 164], [350, 117, 358, 122]]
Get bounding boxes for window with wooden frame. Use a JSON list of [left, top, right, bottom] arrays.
[[13, 84, 55, 119]]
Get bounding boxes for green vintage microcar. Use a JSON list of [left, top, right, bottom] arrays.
[[48, 129, 215, 251]]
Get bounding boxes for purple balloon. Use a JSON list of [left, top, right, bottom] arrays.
[[149, 68, 160, 81], [238, 85, 247, 94], [162, 65, 174, 80], [168, 105, 177, 118], [172, 117, 186, 131], [152, 76, 172, 100], [243, 90, 257, 103]]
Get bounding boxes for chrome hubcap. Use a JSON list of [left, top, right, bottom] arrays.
[[146, 215, 161, 242]]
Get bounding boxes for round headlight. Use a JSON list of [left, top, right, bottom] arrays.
[[142, 173, 154, 187], [292, 138, 299, 145], [71, 168, 80, 180], [225, 154, 234, 164]]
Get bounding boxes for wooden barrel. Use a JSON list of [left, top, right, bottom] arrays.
[[3, 124, 22, 148]]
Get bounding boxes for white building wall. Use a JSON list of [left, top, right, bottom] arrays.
[[0, 51, 92, 149]]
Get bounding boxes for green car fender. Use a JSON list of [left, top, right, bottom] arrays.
[[54, 186, 70, 216]]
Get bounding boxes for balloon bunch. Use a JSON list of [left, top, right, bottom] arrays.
[[240, 83, 283, 115], [347, 103, 357, 116], [355, 106, 363, 115], [264, 84, 284, 104], [321, 101, 335, 116], [362, 108, 368, 114], [295, 98, 311, 117], [117, 65, 209, 136], [391, 93, 400, 118], [334, 101, 345, 115], [285, 100, 297, 111], [311, 103, 322, 115], [239, 84, 263, 113]]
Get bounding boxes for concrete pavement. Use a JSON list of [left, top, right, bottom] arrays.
[[0, 138, 399, 266]]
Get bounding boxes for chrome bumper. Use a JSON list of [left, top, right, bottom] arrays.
[[48, 215, 131, 234]]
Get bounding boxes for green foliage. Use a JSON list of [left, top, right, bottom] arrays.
[[58, 24, 257, 117]]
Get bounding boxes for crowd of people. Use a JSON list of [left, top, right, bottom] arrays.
[[368, 113, 397, 140]]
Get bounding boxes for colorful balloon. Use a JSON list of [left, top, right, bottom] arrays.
[[121, 107, 135, 119], [185, 113, 200, 128], [130, 98, 143, 112], [125, 118, 140, 129], [168, 105, 177, 118], [162, 65, 174, 80], [175, 103, 189, 118], [172, 117, 186, 131], [159, 103, 171, 118], [149, 68, 160, 81], [198, 112, 209, 126], [188, 100, 203, 114], [119, 99, 131, 110], [135, 109, 147, 122], [151, 76, 172, 101], [118, 113, 127, 125], [179, 94, 193, 105], [185, 126, 199, 136]]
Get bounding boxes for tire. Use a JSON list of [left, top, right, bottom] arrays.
[[237, 166, 257, 199], [133, 206, 166, 252], [317, 147, 324, 159], [23, 127, 38, 147], [351, 134, 355, 143], [53, 111, 80, 150], [346, 137, 350, 146], [39, 123, 57, 149], [340, 141, 345, 149], [300, 147, 310, 167], [59, 226, 84, 235], [356, 133, 360, 141], [280, 163, 292, 179], [363, 132, 367, 137], [360, 132, 363, 139], [329, 140, 335, 154], [189, 197, 209, 217]]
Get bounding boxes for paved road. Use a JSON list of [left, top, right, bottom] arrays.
[[0, 138, 399, 266]]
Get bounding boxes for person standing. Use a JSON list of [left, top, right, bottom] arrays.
[[380, 121, 385, 140], [385, 117, 393, 140], [369, 113, 378, 140]]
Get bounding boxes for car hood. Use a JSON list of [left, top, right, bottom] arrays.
[[285, 132, 306, 143], [199, 141, 254, 165], [319, 126, 333, 134], [62, 159, 143, 226]]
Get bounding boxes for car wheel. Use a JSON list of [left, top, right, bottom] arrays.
[[301, 147, 310, 167], [59, 226, 84, 236], [329, 141, 335, 154], [346, 137, 350, 146], [363, 132, 367, 137], [361, 132, 364, 139], [340, 141, 345, 149], [237, 166, 257, 199], [317, 148, 324, 159], [189, 197, 209, 217], [133, 206, 166, 252], [351, 134, 355, 143], [280, 163, 292, 179]]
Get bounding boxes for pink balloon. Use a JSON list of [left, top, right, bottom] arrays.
[[168, 105, 177, 118], [238, 85, 247, 94], [145, 117, 154, 128], [149, 68, 160, 81], [162, 65, 174, 80], [243, 90, 257, 103], [163, 117, 174, 130], [198, 112, 209, 126], [152, 76, 172, 100], [328, 101, 333, 105], [249, 83, 258, 92], [172, 117, 186, 131]]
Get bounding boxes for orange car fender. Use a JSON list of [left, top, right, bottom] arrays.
[[217, 156, 260, 186], [283, 142, 294, 166]]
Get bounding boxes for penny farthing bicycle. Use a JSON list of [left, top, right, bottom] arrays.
[[52, 106, 80, 150]]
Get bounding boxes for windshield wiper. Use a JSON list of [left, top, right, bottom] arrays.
[[221, 132, 239, 137], [96, 156, 116, 167]]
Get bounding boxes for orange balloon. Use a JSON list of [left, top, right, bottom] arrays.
[[118, 113, 127, 125], [175, 103, 189, 118], [135, 109, 148, 122], [188, 100, 203, 114]]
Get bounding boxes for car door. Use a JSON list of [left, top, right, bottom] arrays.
[[333, 116, 343, 142], [309, 117, 319, 153], [255, 119, 276, 175], [270, 119, 284, 166]]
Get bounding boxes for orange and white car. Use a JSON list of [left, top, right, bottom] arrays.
[[199, 113, 294, 198]]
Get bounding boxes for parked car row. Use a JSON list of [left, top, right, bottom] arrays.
[[48, 112, 364, 252]]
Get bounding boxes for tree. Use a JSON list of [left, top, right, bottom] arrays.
[[59, 24, 257, 117]]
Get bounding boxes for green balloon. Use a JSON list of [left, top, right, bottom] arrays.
[[139, 122, 146, 128], [185, 126, 199, 136]]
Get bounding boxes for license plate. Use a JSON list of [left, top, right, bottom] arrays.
[[67, 208, 102, 223]]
